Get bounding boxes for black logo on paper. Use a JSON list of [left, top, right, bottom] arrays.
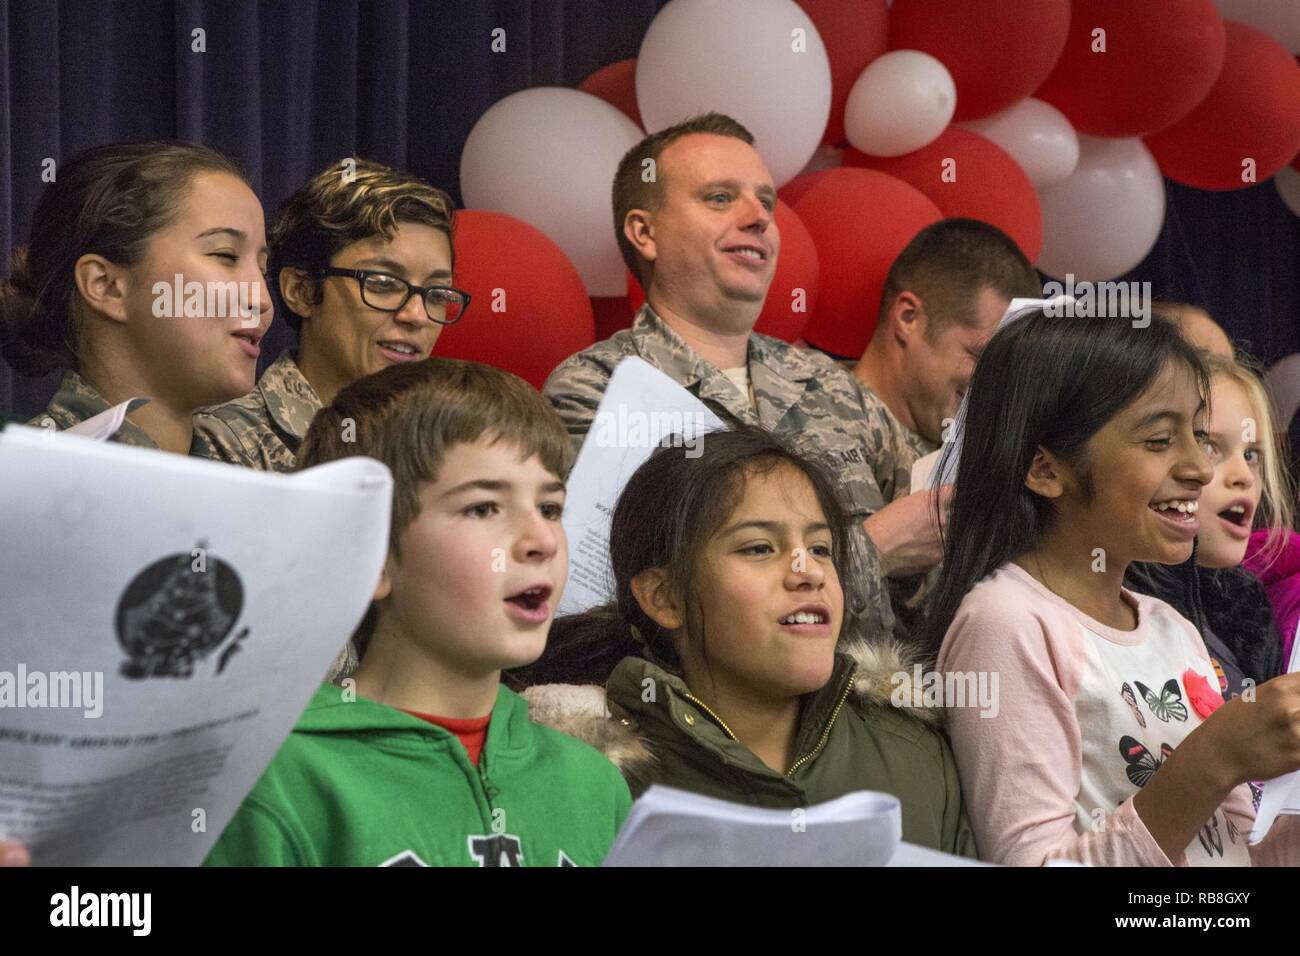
[[113, 544, 248, 679]]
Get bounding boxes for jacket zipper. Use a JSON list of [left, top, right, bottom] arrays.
[[476, 752, 501, 830], [785, 668, 854, 776], [681, 692, 740, 741], [684, 667, 855, 777]]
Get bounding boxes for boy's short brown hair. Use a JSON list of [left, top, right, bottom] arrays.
[[270, 157, 455, 332], [296, 357, 573, 657]]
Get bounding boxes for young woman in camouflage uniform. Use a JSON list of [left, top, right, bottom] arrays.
[[194, 159, 467, 471], [1, 141, 272, 454]]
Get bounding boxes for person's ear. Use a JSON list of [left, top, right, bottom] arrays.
[[372, 553, 395, 602], [629, 567, 683, 632], [624, 209, 656, 272], [1024, 447, 1066, 499], [72, 254, 132, 324], [279, 268, 318, 321], [888, 291, 924, 347]]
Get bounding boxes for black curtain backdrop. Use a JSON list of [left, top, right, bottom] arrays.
[[3, 0, 1298, 421]]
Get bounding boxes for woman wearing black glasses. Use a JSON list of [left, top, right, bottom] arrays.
[[195, 158, 470, 472]]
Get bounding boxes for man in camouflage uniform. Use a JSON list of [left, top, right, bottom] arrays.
[[839, 219, 1042, 635], [32, 370, 218, 457], [194, 158, 460, 472], [544, 113, 901, 641]]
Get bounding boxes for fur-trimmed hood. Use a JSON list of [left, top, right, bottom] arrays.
[[839, 638, 941, 725], [523, 643, 973, 853], [523, 638, 941, 777], [521, 682, 658, 790]]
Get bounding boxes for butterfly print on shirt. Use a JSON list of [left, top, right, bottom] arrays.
[[1135, 678, 1188, 723], [1119, 682, 1147, 728], [1198, 816, 1224, 858], [1119, 735, 1174, 788]]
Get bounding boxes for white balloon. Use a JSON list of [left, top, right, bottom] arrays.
[[460, 87, 644, 296], [635, 0, 832, 186], [1275, 165, 1300, 218], [959, 98, 1080, 188], [1036, 136, 1167, 282], [843, 50, 955, 157], [1214, 0, 1300, 54]]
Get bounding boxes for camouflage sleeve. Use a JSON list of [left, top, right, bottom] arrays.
[[542, 355, 613, 456], [846, 519, 898, 642], [850, 382, 901, 514], [191, 411, 267, 469]]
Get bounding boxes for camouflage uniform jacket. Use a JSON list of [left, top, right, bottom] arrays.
[[193, 351, 322, 472], [29, 370, 218, 457], [544, 304, 903, 641], [855, 380, 942, 640]]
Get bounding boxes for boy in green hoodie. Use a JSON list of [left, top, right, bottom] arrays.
[[204, 358, 632, 866]]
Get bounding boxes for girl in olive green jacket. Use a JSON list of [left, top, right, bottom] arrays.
[[517, 424, 976, 857]]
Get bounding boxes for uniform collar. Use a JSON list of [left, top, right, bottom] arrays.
[[855, 376, 940, 458], [629, 303, 815, 429], [44, 370, 222, 457], [42, 371, 156, 448], [255, 351, 322, 444]]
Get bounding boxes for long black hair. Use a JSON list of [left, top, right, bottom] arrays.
[[919, 310, 1211, 656], [509, 423, 864, 687]]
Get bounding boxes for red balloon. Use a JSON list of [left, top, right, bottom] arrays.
[[626, 201, 819, 344], [796, 0, 889, 146], [578, 59, 643, 129], [845, 128, 1042, 262], [1036, 0, 1226, 137], [1146, 22, 1300, 191], [778, 169, 830, 208], [591, 294, 635, 341], [789, 169, 942, 357], [889, 0, 1070, 121], [437, 210, 595, 389]]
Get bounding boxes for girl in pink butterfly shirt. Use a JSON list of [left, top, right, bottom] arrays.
[[924, 309, 1300, 867]]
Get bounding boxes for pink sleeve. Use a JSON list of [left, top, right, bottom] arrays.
[[938, 584, 1175, 867]]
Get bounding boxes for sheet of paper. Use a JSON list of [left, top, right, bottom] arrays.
[[887, 843, 994, 867], [926, 295, 1075, 491], [558, 358, 725, 615], [910, 448, 940, 494], [0, 424, 392, 865], [62, 397, 152, 441], [1250, 618, 1300, 844], [602, 784, 987, 866]]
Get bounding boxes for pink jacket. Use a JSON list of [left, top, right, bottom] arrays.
[[1244, 530, 1300, 669]]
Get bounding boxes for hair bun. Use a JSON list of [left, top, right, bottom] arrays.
[[1, 246, 63, 376], [7, 246, 34, 295]]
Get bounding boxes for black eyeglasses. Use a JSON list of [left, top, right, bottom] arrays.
[[320, 267, 471, 325]]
